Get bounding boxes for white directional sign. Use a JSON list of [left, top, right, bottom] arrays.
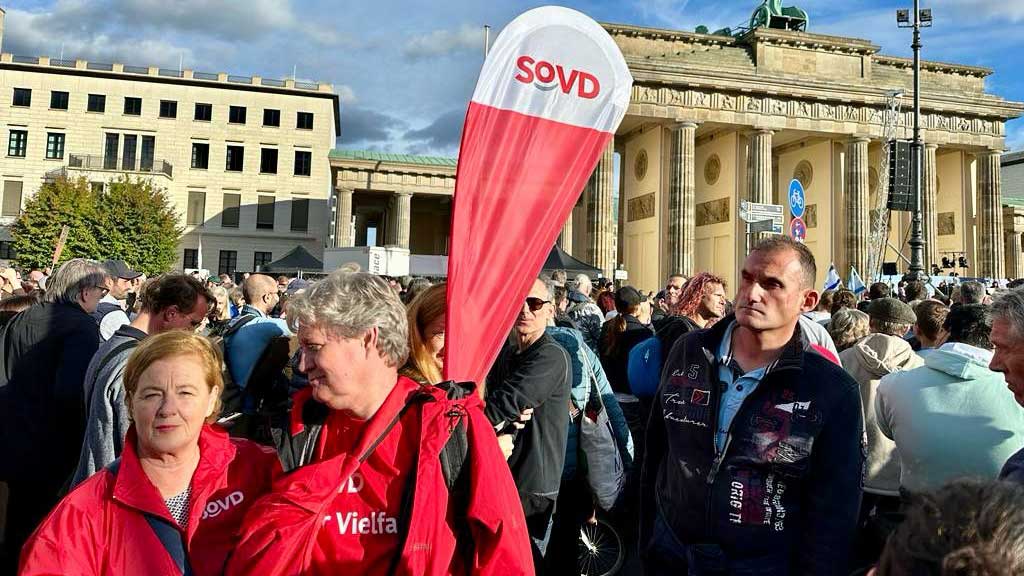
[[740, 201, 784, 233]]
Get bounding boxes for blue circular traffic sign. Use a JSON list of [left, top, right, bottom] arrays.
[[790, 216, 807, 242], [788, 179, 805, 219]]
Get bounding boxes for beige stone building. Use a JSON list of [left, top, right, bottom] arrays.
[[332, 21, 1024, 292], [0, 8, 340, 275]]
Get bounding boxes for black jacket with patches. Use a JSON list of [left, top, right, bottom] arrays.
[[640, 314, 864, 575]]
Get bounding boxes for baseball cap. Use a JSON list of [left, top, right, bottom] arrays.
[[285, 278, 311, 296], [207, 275, 222, 285], [867, 297, 917, 325], [103, 260, 142, 280]]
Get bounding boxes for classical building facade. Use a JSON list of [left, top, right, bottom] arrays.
[[0, 9, 340, 275], [336, 21, 1024, 291]]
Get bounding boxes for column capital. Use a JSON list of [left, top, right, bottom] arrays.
[[924, 142, 939, 150], [334, 184, 354, 194], [849, 134, 872, 144], [982, 148, 1006, 158], [670, 120, 699, 131], [747, 127, 774, 137], [395, 190, 413, 198]]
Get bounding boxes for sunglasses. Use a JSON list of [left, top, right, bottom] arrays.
[[525, 297, 550, 312]]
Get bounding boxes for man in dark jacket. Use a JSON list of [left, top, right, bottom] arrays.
[[640, 236, 864, 576], [486, 276, 571, 571], [0, 258, 107, 572]]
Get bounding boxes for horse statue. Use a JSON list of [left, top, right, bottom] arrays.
[[749, 0, 809, 32]]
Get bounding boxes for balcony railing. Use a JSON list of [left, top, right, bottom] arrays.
[[66, 153, 174, 178]]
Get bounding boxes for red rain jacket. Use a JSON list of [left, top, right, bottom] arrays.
[[225, 378, 534, 576], [19, 425, 281, 575]]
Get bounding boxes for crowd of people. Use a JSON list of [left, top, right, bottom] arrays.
[[0, 240, 1024, 575]]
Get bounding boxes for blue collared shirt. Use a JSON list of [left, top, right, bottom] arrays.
[[715, 321, 772, 452]]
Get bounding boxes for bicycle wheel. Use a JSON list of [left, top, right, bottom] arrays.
[[578, 518, 624, 576]]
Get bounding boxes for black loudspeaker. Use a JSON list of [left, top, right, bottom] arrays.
[[882, 262, 898, 275], [887, 140, 917, 212]]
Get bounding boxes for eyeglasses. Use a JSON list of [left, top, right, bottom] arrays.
[[93, 285, 110, 297], [525, 297, 550, 312]]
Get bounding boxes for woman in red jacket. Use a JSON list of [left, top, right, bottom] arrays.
[[19, 331, 281, 575]]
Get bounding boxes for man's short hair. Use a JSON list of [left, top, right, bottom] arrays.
[[536, 275, 555, 302], [551, 269, 567, 287], [139, 274, 213, 315], [903, 281, 927, 302], [992, 288, 1024, 341], [553, 285, 568, 307], [573, 274, 592, 294], [750, 236, 816, 289], [44, 258, 109, 305], [831, 290, 858, 315], [914, 300, 949, 342], [818, 289, 836, 313], [242, 274, 277, 304], [944, 304, 992, 350], [869, 282, 891, 300], [960, 281, 986, 305]]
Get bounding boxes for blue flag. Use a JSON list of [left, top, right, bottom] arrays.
[[848, 266, 866, 295], [824, 263, 842, 291]]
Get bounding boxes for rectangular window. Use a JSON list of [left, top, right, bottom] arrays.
[[229, 106, 247, 124], [194, 103, 212, 121], [122, 135, 138, 170], [0, 241, 16, 260], [90, 181, 104, 194], [257, 195, 275, 230], [12, 88, 31, 107], [2, 181, 24, 217], [104, 133, 119, 169], [159, 100, 177, 118], [226, 145, 244, 171], [263, 109, 280, 127], [123, 97, 142, 116], [191, 143, 209, 169], [46, 133, 65, 159], [140, 136, 155, 171], [183, 248, 199, 269], [218, 250, 237, 276], [7, 131, 27, 158], [294, 150, 312, 176], [87, 94, 106, 113], [254, 251, 273, 271], [186, 190, 206, 226], [260, 148, 278, 174], [50, 91, 69, 110], [290, 198, 309, 232], [221, 193, 240, 228], [296, 112, 314, 130]]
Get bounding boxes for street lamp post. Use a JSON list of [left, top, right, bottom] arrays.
[[899, 2, 932, 283]]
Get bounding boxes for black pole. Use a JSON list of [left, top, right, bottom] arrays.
[[904, 0, 926, 283]]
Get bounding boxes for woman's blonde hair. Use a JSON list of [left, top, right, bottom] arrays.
[[209, 285, 231, 321], [403, 283, 446, 385], [123, 331, 224, 424]]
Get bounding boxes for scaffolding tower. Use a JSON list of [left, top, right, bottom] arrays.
[[866, 90, 906, 282]]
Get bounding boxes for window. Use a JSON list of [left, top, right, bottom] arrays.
[[87, 94, 106, 113], [186, 190, 206, 226], [140, 136, 155, 171], [221, 193, 240, 228], [229, 106, 247, 124], [194, 103, 212, 121], [290, 198, 309, 232], [296, 112, 314, 130], [46, 133, 65, 159], [183, 249, 199, 269], [2, 181, 23, 217], [0, 241, 16, 260], [50, 91, 69, 110], [254, 251, 273, 271], [260, 148, 278, 174], [12, 88, 31, 107], [90, 182, 104, 194], [226, 145, 244, 171], [257, 195, 275, 230], [218, 250, 237, 276], [123, 97, 142, 115], [122, 135, 138, 170], [104, 133, 119, 169], [159, 100, 177, 118], [263, 109, 280, 127], [8, 131, 27, 158], [191, 143, 209, 169], [294, 150, 312, 176]]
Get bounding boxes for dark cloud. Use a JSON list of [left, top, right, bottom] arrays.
[[338, 106, 408, 147], [403, 109, 465, 153]]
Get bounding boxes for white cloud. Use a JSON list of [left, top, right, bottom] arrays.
[[931, 0, 1024, 23], [403, 23, 484, 60]]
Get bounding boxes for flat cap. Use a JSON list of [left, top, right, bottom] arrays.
[[868, 297, 917, 325]]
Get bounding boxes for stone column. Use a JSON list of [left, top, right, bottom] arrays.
[[746, 129, 773, 205], [922, 143, 938, 272], [1004, 228, 1024, 280], [977, 150, 1004, 279], [587, 140, 616, 278], [669, 121, 698, 276], [845, 136, 871, 277], [334, 186, 354, 248], [558, 215, 573, 255], [394, 192, 412, 250]]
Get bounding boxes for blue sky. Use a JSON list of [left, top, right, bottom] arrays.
[[3, 0, 1022, 155]]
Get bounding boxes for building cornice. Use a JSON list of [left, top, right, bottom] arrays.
[[874, 55, 991, 79], [740, 27, 880, 56]]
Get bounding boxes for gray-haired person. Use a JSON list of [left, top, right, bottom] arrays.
[[0, 258, 108, 571], [990, 289, 1024, 483]]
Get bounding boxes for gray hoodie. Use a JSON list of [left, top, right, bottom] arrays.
[[840, 333, 924, 496]]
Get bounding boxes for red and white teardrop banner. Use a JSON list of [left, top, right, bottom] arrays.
[[444, 6, 633, 386]]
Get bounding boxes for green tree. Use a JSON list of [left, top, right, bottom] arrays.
[[10, 176, 102, 268], [98, 176, 182, 275]]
